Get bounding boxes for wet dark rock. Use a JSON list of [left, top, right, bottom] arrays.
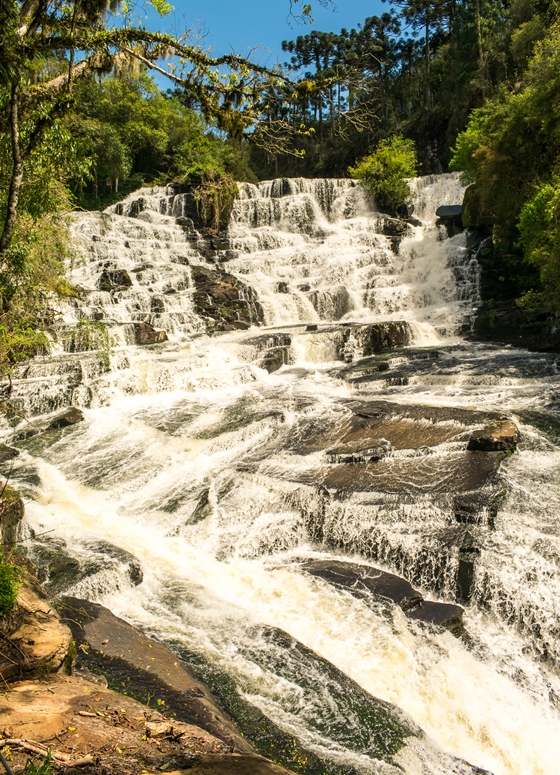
[[47, 406, 84, 429], [189, 488, 213, 525], [339, 321, 412, 358], [457, 531, 481, 602], [286, 401, 509, 516], [466, 230, 560, 352], [33, 542, 81, 588], [436, 205, 463, 219], [454, 491, 490, 525], [274, 281, 289, 293], [305, 323, 317, 331], [467, 419, 520, 452], [57, 597, 251, 752], [305, 560, 422, 610], [134, 321, 168, 345], [0, 486, 24, 554], [211, 236, 230, 252], [191, 266, 264, 332], [297, 283, 311, 292], [407, 600, 464, 631], [0, 443, 19, 464], [258, 347, 291, 373], [307, 285, 351, 320], [323, 449, 502, 495], [98, 269, 133, 292], [396, 202, 414, 218], [326, 439, 391, 464], [436, 205, 463, 237], [150, 296, 165, 313], [175, 215, 196, 232], [244, 333, 293, 373], [31, 539, 143, 595], [472, 300, 560, 353], [127, 198, 145, 217], [87, 540, 144, 586], [380, 216, 409, 236], [304, 560, 463, 632], [132, 262, 154, 273]]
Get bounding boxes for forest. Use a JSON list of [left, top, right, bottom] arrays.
[[1, 0, 560, 371]]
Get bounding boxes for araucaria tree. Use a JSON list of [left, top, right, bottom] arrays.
[[0, 0, 292, 263]]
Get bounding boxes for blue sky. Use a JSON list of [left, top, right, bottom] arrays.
[[139, 0, 387, 68]]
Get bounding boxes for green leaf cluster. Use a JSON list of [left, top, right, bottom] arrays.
[[0, 554, 21, 619], [67, 72, 257, 208], [518, 179, 560, 311], [0, 214, 73, 371], [349, 135, 417, 212], [450, 18, 560, 309]]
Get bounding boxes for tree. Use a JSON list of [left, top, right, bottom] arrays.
[[0, 0, 293, 262]]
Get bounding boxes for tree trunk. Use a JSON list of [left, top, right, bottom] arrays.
[[475, 0, 486, 97], [425, 18, 432, 110], [0, 83, 24, 265]]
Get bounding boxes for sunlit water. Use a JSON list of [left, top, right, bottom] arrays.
[[5, 174, 560, 775]]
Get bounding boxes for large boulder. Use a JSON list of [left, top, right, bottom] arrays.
[[0, 444, 19, 464], [436, 204, 463, 236], [134, 321, 168, 345], [467, 419, 520, 452], [97, 269, 133, 292], [57, 597, 251, 752], [47, 406, 84, 430], [191, 266, 264, 332], [335, 322, 412, 361], [304, 559, 464, 632], [0, 576, 72, 681]]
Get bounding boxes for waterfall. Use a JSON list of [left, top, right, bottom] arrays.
[[3, 175, 560, 775]]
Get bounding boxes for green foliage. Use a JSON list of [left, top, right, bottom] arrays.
[[67, 73, 257, 209], [450, 19, 560, 310], [0, 555, 21, 619], [189, 168, 239, 232], [0, 215, 73, 372], [72, 320, 113, 366], [24, 750, 54, 775], [349, 136, 417, 212], [518, 179, 560, 311]]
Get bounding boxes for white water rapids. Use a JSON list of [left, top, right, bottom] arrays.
[[4, 174, 560, 775]]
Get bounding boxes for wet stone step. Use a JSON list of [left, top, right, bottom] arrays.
[[302, 559, 463, 633]]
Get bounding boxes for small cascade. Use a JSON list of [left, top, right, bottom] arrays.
[[63, 172, 473, 347]]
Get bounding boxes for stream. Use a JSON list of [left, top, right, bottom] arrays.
[[3, 174, 560, 775]]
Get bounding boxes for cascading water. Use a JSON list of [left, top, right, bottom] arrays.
[[3, 173, 560, 775]]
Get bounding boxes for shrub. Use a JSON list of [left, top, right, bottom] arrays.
[[0, 555, 21, 619], [518, 179, 560, 311], [187, 167, 238, 232], [349, 135, 417, 212]]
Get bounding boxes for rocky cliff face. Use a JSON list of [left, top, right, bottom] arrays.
[[466, 230, 560, 352]]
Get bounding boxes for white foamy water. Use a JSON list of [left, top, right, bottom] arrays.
[[5, 174, 560, 775]]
